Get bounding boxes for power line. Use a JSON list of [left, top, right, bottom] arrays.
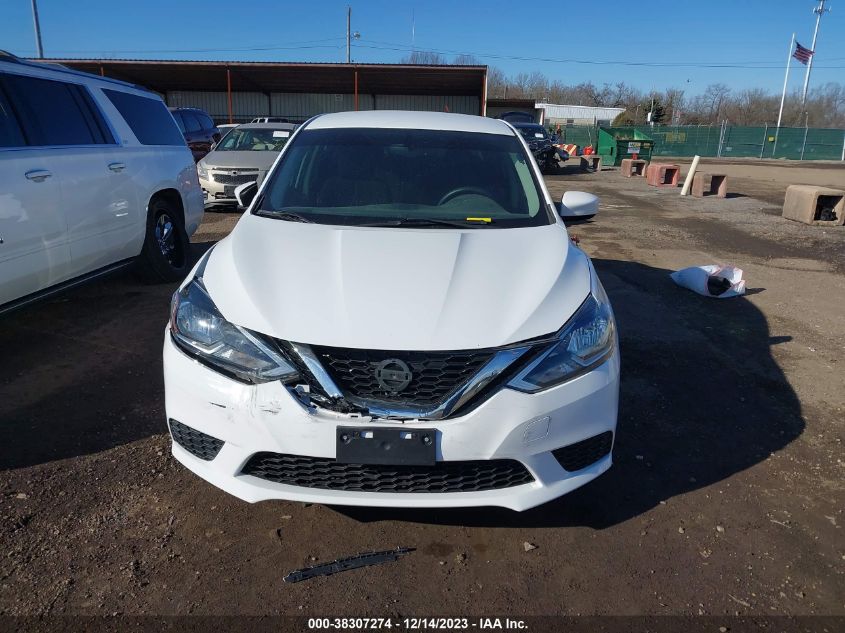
[[355, 39, 845, 70], [25, 38, 347, 56]]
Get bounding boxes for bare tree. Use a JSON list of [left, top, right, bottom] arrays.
[[704, 83, 731, 123], [510, 72, 530, 98], [401, 51, 448, 65], [453, 54, 481, 65], [474, 62, 844, 127], [525, 71, 549, 100], [486, 67, 508, 98]]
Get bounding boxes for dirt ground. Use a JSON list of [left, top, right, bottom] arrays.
[[1, 159, 843, 621]]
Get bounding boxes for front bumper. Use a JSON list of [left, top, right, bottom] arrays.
[[163, 332, 620, 511], [199, 177, 238, 208], [199, 172, 262, 208]]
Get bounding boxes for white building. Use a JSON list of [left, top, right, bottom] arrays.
[[536, 103, 625, 127]]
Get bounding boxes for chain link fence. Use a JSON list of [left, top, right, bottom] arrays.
[[554, 124, 845, 161]]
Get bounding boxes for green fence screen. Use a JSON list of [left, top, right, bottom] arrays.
[[552, 125, 845, 161]]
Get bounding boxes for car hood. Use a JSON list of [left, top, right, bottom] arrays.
[[203, 216, 592, 351], [201, 150, 280, 171]]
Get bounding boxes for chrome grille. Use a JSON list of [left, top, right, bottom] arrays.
[[310, 346, 495, 407], [212, 172, 258, 185]]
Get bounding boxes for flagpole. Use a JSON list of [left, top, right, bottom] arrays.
[[801, 0, 827, 109], [773, 32, 795, 157]]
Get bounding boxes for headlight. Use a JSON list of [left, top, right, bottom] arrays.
[[170, 279, 300, 384], [508, 269, 615, 393], [196, 163, 208, 180]]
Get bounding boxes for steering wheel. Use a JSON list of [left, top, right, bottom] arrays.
[[437, 186, 490, 206]]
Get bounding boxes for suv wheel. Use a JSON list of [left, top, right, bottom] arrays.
[[136, 197, 190, 282]]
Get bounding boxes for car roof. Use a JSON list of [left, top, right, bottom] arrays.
[[169, 107, 209, 113], [233, 122, 297, 130], [306, 110, 515, 136], [0, 50, 152, 95], [510, 121, 543, 128]]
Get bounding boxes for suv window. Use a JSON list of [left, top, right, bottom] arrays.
[[182, 112, 202, 133], [196, 112, 215, 130], [173, 111, 186, 133], [104, 89, 185, 146], [2, 73, 113, 146], [0, 86, 25, 148]]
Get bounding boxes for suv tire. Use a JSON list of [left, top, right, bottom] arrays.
[[136, 196, 190, 283]]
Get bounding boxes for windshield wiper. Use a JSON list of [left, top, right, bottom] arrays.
[[254, 210, 314, 223], [359, 218, 490, 228]]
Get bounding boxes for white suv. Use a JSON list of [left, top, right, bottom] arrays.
[[164, 110, 619, 511], [0, 52, 203, 312]]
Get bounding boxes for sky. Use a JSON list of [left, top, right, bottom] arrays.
[[2, 0, 844, 96]]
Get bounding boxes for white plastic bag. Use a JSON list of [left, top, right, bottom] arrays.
[[670, 264, 746, 298]]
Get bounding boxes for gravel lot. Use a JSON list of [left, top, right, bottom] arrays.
[[1, 160, 843, 619]]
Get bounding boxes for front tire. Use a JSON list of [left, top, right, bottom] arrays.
[[136, 197, 190, 283]]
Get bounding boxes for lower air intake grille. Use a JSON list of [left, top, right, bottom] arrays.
[[552, 431, 613, 472], [241, 453, 534, 493], [169, 419, 224, 461]]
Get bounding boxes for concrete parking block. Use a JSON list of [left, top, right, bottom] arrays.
[[647, 163, 680, 188], [581, 156, 602, 172], [621, 158, 648, 177], [782, 185, 845, 226], [692, 173, 728, 198]]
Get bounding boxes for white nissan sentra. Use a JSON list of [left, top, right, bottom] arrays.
[[163, 110, 619, 511]]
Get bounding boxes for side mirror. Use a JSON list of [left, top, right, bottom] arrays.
[[558, 191, 599, 221], [234, 181, 258, 209], [210, 141, 217, 151]]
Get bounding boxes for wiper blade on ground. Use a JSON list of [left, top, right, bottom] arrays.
[[254, 210, 314, 223], [283, 547, 415, 583], [359, 217, 490, 228]]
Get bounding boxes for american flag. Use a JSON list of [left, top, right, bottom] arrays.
[[793, 42, 814, 65]]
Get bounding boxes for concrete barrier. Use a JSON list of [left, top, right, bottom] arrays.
[[782, 185, 845, 226], [692, 173, 728, 198], [621, 158, 648, 177], [581, 156, 602, 172], [647, 163, 680, 188]]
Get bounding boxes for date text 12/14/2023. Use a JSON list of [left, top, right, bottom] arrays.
[[307, 618, 528, 630]]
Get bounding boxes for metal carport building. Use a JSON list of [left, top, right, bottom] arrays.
[[36, 59, 488, 123]]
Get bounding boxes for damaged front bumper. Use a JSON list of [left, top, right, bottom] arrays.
[[163, 330, 619, 511]]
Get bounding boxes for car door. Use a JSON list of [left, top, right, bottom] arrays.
[[3, 72, 139, 281], [0, 75, 71, 307]]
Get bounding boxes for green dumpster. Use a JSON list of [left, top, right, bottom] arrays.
[[597, 127, 655, 166]]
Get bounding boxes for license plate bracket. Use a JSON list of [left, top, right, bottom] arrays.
[[223, 184, 237, 196], [336, 427, 436, 466]]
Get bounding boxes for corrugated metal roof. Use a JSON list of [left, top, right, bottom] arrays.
[[32, 59, 487, 97], [35, 57, 486, 69]]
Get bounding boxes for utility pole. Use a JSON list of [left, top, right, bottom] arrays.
[[346, 6, 351, 63], [31, 0, 44, 58], [800, 0, 829, 109], [345, 6, 360, 63]]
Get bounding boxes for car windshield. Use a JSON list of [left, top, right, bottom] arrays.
[[255, 127, 551, 228], [515, 126, 548, 141], [216, 128, 290, 151]]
